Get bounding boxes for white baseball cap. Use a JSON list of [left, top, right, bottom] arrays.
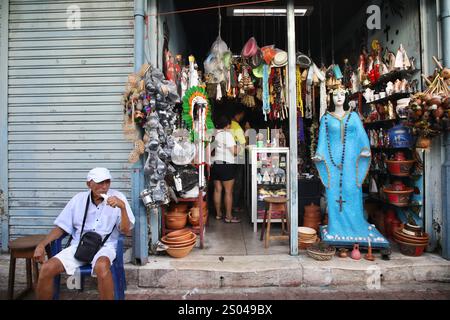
[[86, 167, 112, 183]]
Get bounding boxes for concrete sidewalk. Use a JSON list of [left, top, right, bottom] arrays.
[[127, 249, 450, 289]]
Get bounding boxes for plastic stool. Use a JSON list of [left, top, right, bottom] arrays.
[[260, 197, 289, 248], [8, 234, 50, 300]]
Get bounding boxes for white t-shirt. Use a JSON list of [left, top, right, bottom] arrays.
[[213, 130, 236, 164]]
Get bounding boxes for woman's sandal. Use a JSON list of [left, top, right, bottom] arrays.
[[224, 216, 241, 223], [215, 215, 223, 220]]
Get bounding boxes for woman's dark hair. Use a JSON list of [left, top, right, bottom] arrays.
[[214, 115, 231, 129], [232, 102, 246, 118], [328, 91, 350, 112]]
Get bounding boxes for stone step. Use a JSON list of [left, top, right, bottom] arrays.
[[125, 251, 450, 289]]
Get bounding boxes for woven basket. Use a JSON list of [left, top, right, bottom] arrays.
[[306, 246, 336, 261]]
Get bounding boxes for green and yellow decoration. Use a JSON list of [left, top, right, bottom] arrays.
[[182, 86, 215, 130]]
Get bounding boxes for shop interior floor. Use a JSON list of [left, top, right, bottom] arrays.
[[199, 211, 290, 255]]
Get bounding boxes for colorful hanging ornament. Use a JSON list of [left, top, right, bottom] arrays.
[[296, 65, 304, 117], [182, 86, 214, 131]]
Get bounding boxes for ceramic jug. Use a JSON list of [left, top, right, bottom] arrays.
[[351, 244, 361, 260]]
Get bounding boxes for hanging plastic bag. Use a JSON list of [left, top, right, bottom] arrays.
[[210, 35, 229, 57]]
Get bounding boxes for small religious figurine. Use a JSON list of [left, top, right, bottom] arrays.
[[313, 86, 389, 248], [358, 46, 368, 82]]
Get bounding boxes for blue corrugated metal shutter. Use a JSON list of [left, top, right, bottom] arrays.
[[0, 0, 3, 247], [7, 0, 134, 239]]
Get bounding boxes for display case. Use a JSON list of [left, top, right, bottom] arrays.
[[246, 146, 290, 233]]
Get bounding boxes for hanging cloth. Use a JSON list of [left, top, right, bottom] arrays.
[[262, 64, 271, 121], [312, 63, 327, 120], [296, 65, 304, 117], [298, 113, 305, 143], [304, 66, 314, 119]]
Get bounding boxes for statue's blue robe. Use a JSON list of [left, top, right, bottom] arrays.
[[314, 112, 389, 248]]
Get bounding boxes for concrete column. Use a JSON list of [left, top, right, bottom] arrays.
[[287, 0, 298, 255], [441, 0, 450, 260], [131, 0, 148, 265]]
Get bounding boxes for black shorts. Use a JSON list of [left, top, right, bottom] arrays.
[[211, 162, 236, 181]]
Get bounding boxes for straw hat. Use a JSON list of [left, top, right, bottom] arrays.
[[272, 50, 288, 67], [241, 37, 258, 58]]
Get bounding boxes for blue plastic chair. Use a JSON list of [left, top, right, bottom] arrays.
[[50, 233, 126, 300]]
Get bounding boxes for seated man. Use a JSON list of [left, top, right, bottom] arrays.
[[33, 167, 135, 300]]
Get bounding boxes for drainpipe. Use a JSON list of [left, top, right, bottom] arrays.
[[287, 0, 299, 255], [441, 0, 450, 259], [131, 0, 148, 265]]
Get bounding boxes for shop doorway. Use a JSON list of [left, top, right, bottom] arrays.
[[157, 0, 425, 257]]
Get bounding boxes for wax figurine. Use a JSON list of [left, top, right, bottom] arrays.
[[313, 87, 389, 249]]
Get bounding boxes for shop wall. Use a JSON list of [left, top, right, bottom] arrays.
[[0, 0, 6, 249], [420, 0, 443, 252], [5, 0, 134, 240], [156, 0, 187, 69], [333, 0, 422, 76]]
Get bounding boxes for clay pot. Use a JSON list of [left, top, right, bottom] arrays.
[[188, 211, 208, 226], [304, 203, 321, 217], [338, 248, 349, 258], [393, 152, 406, 161], [303, 217, 321, 232], [169, 203, 189, 214], [189, 207, 208, 219], [351, 244, 361, 260], [165, 213, 187, 230], [383, 187, 414, 207]]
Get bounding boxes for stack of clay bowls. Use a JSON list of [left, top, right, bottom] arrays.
[[298, 227, 318, 250], [160, 229, 197, 258], [393, 223, 429, 256]]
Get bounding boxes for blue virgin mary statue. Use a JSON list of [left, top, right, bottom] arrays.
[[313, 89, 389, 249]]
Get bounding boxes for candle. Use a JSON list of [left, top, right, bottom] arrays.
[[267, 127, 270, 144], [368, 236, 371, 248]]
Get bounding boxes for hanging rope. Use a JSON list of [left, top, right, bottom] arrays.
[[319, 0, 324, 66], [330, 1, 335, 65], [307, 15, 311, 57], [218, 6, 222, 38]]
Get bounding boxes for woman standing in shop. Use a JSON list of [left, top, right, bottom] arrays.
[[230, 103, 247, 214], [211, 115, 241, 223]]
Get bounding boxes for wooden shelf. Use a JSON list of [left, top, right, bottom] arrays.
[[364, 119, 397, 128], [367, 195, 422, 208], [363, 92, 411, 107], [367, 69, 420, 88]]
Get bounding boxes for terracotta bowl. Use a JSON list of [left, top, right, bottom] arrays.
[[393, 233, 429, 246], [165, 238, 197, 248], [161, 232, 196, 245], [166, 229, 191, 239], [166, 242, 196, 258], [394, 229, 429, 242], [298, 227, 316, 235]]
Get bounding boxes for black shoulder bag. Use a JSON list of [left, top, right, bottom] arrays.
[[74, 195, 115, 263]]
